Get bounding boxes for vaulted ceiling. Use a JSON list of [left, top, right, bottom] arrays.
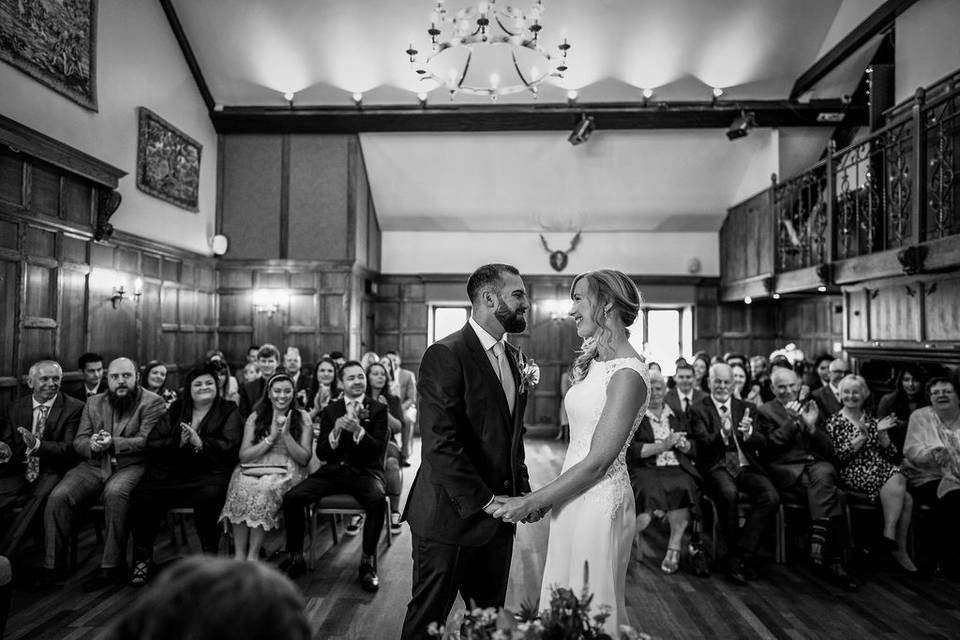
[[168, 0, 888, 233]]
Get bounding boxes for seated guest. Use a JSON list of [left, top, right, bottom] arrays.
[[238, 344, 281, 418], [826, 375, 916, 572], [0, 360, 84, 559], [724, 352, 748, 370], [385, 351, 417, 465], [128, 364, 243, 585], [282, 361, 389, 592], [66, 352, 107, 402], [665, 361, 707, 426], [141, 360, 178, 410], [360, 351, 380, 371], [100, 556, 310, 640], [366, 361, 404, 532], [246, 345, 260, 365], [812, 358, 848, 419], [691, 352, 711, 393], [903, 377, 960, 580], [283, 347, 312, 408], [219, 373, 312, 561], [810, 353, 834, 393], [307, 357, 340, 417], [46, 358, 165, 590], [241, 362, 260, 385], [204, 350, 240, 405], [689, 364, 777, 585], [627, 370, 702, 575], [328, 350, 346, 368], [877, 364, 928, 455], [750, 355, 776, 403], [757, 367, 858, 590], [730, 362, 754, 402]]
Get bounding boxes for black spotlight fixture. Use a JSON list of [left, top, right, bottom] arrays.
[[726, 110, 756, 140], [568, 114, 595, 146]]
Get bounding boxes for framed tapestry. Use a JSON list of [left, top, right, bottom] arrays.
[[136, 107, 202, 212], [0, 0, 98, 111]]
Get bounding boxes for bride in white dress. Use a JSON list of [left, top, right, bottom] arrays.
[[493, 269, 649, 634]]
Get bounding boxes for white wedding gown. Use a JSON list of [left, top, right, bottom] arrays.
[[538, 357, 649, 634]]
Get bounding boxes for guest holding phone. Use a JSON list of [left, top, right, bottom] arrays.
[[220, 373, 312, 561], [826, 374, 916, 572]]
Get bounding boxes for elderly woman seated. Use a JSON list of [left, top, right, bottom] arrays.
[[825, 374, 916, 572], [903, 377, 960, 580], [626, 370, 702, 574]]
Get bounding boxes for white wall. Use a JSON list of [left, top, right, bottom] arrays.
[[0, 0, 217, 255], [896, 0, 960, 103], [380, 231, 719, 277]]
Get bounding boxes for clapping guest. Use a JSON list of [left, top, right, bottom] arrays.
[[128, 364, 243, 585], [307, 357, 340, 417], [903, 377, 960, 580], [142, 360, 178, 410], [209, 358, 240, 406], [0, 360, 83, 560], [691, 352, 711, 393], [812, 358, 848, 419], [626, 371, 702, 575], [664, 361, 706, 425], [219, 373, 312, 561], [730, 363, 751, 400], [877, 364, 928, 455], [385, 351, 417, 466], [238, 344, 280, 419], [283, 347, 312, 409], [366, 361, 404, 531], [826, 375, 916, 572]]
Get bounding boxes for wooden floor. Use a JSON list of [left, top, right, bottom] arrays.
[[5, 432, 960, 640]]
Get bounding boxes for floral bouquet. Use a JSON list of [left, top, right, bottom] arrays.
[[428, 568, 649, 640]]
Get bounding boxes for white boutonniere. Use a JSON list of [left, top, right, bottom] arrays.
[[517, 352, 540, 395]]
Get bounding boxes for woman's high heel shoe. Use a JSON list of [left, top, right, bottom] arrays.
[[661, 547, 681, 574]]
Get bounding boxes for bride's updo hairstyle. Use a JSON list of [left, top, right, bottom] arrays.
[[570, 269, 642, 381]]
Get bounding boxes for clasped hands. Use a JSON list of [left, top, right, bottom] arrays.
[[331, 414, 362, 441], [89, 430, 113, 453], [661, 430, 690, 453], [785, 400, 819, 433], [484, 494, 549, 524], [179, 422, 203, 448], [722, 408, 754, 440]]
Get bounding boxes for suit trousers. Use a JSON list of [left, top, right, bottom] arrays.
[[400, 526, 514, 640], [0, 472, 62, 557], [44, 462, 145, 570], [282, 468, 386, 557], [707, 467, 780, 557], [789, 461, 842, 520], [130, 477, 230, 560]]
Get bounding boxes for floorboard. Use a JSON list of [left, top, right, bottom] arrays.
[[5, 433, 959, 639]]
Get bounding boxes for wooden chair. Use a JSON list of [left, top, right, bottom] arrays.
[[305, 494, 393, 569]]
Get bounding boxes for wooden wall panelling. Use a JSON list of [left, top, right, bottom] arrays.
[[924, 276, 960, 342], [868, 282, 919, 342]]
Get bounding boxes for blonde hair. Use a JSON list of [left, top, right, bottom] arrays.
[[839, 374, 871, 401], [570, 269, 642, 381]]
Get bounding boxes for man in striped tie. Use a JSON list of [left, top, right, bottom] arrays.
[[0, 360, 84, 567]]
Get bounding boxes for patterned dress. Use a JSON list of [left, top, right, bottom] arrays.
[[826, 412, 903, 501], [219, 412, 309, 530]]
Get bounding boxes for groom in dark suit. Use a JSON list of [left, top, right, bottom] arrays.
[[401, 264, 533, 640]]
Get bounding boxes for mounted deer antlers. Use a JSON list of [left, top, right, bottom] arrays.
[[539, 231, 581, 272]]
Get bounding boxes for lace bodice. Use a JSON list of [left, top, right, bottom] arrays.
[[561, 357, 649, 516]]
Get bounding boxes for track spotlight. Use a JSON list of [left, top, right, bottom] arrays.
[[726, 110, 756, 141], [417, 92, 428, 106], [566, 90, 578, 104], [352, 92, 363, 107], [568, 114, 595, 146]]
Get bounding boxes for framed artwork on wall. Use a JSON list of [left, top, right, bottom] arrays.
[[135, 107, 202, 212], [0, 0, 98, 111]]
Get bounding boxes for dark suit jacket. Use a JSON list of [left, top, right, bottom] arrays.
[[663, 388, 707, 425], [756, 399, 837, 489], [812, 386, 842, 420], [688, 396, 766, 475], [144, 397, 243, 483], [0, 392, 84, 477], [315, 395, 389, 481], [74, 387, 165, 470], [66, 380, 107, 403], [238, 378, 267, 419], [403, 322, 531, 546], [626, 410, 701, 483]]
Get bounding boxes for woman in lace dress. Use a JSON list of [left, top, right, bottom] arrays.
[[493, 269, 649, 634], [220, 373, 312, 561]]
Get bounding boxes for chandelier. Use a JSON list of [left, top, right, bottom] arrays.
[[405, 0, 570, 100]]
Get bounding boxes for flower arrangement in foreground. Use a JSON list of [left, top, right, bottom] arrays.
[[428, 580, 650, 640]]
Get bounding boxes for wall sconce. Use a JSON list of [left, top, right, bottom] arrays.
[[540, 298, 570, 322], [111, 277, 142, 309], [253, 289, 289, 317]]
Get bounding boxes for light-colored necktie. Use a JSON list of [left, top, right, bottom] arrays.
[[27, 405, 48, 482], [720, 404, 742, 478], [492, 342, 516, 415]]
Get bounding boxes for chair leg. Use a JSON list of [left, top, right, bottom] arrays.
[[384, 497, 393, 548], [306, 506, 315, 571], [775, 504, 786, 564], [179, 514, 189, 546], [329, 515, 339, 545], [167, 512, 179, 548]]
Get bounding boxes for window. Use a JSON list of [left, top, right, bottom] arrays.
[[430, 305, 471, 344], [627, 306, 692, 376]]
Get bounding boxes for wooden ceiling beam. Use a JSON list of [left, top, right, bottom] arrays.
[[211, 100, 867, 134]]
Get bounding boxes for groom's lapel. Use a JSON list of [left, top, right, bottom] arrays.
[[462, 323, 512, 424]]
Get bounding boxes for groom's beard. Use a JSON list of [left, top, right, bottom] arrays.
[[495, 296, 527, 333]]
